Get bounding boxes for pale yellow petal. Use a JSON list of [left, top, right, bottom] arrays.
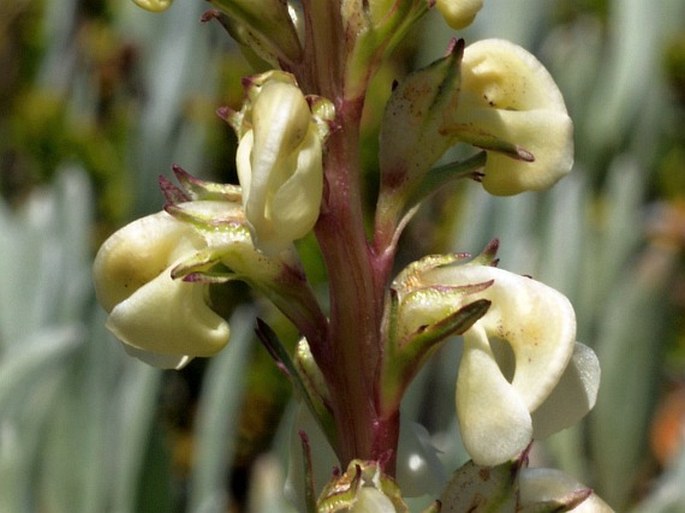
[[351, 487, 397, 513], [132, 0, 173, 12], [106, 268, 229, 358], [457, 325, 532, 466], [532, 342, 601, 439], [430, 265, 576, 412]]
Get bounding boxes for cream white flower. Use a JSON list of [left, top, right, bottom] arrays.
[[446, 266, 575, 465], [232, 72, 333, 255], [435, 0, 484, 30], [450, 39, 574, 195], [92, 210, 229, 369]]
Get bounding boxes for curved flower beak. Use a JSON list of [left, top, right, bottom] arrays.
[[435, 0, 484, 30], [450, 38, 574, 195], [93, 211, 230, 369]]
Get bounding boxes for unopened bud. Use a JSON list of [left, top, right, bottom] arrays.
[[435, 0, 484, 30]]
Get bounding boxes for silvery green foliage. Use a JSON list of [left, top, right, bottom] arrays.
[[0, 168, 90, 512], [0, 168, 162, 513], [0, 0, 253, 511]]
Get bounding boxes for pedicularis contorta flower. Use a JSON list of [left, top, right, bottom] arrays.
[[379, 37, 573, 215], [451, 38, 574, 195], [389, 250, 599, 466], [227, 71, 334, 255], [93, 169, 321, 369], [93, 208, 229, 369]]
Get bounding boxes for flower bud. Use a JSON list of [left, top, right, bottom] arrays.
[[435, 0, 484, 30], [231, 72, 333, 254], [450, 38, 574, 195], [317, 460, 409, 513], [131, 0, 173, 12], [93, 211, 229, 369], [439, 459, 614, 512], [439, 459, 518, 511]]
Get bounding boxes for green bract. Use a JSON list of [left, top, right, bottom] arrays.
[[209, 0, 303, 65]]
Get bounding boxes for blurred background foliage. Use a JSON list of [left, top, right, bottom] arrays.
[[0, 0, 684, 512]]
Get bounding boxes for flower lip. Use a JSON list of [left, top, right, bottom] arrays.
[[105, 264, 230, 358]]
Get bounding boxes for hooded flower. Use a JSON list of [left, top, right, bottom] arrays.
[[228, 71, 334, 255], [449, 38, 574, 195], [452, 265, 575, 465], [377, 38, 573, 225], [92, 209, 229, 369], [391, 252, 599, 466], [93, 168, 324, 369]]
